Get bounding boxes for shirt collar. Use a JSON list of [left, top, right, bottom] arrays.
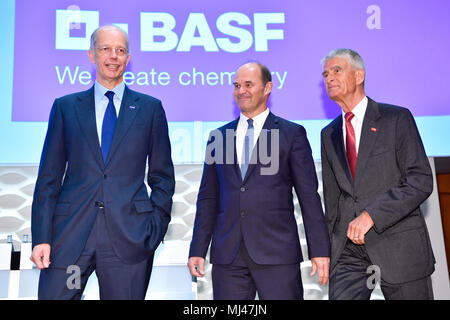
[[94, 81, 125, 105], [342, 96, 368, 121], [239, 107, 270, 128]]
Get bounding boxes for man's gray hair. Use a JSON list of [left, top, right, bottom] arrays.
[[90, 25, 129, 53], [321, 48, 365, 71]]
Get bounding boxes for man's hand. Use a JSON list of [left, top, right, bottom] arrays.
[[347, 210, 374, 245], [188, 257, 205, 278], [30, 243, 51, 269], [310, 257, 330, 286]]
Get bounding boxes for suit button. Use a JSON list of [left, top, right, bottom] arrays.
[[103, 174, 107, 179], [94, 201, 105, 208], [240, 211, 246, 217], [241, 187, 246, 192]]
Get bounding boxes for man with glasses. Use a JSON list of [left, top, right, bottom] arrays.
[[30, 25, 175, 299]]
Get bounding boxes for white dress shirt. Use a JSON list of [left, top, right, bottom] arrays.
[[94, 81, 125, 146], [342, 96, 368, 153], [236, 108, 270, 166]]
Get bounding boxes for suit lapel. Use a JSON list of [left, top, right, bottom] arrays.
[[223, 119, 242, 182], [104, 86, 140, 166], [330, 116, 354, 193], [74, 86, 104, 168], [354, 97, 381, 186], [242, 112, 278, 183]]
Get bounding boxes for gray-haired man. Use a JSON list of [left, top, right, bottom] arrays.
[[320, 48, 435, 299], [31, 25, 175, 299]]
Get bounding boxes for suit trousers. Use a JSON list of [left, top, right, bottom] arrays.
[[329, 240, 433, 300], [38, 208, 154, 300], [212, 241, 303, 300]]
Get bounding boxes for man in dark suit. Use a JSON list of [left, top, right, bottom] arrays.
[[187, 62, 330, 300], [321, 48, 435, 300], [30, 25, 175, 299]]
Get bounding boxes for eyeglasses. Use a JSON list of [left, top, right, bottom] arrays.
[[95, 46, 128, 57]]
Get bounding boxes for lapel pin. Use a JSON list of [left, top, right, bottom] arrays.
[[129, 106, 136, 110], [370, 127, 377, 132]]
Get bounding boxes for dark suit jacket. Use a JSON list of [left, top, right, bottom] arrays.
[[31, 85, 175, 268], [189, 112, 330, 265], [321, 97, 435, 284]]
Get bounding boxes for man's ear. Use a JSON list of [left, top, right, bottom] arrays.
[[264, 81, 273, 96], [88, 49, 96, 64], [355, 69, 365, 86]]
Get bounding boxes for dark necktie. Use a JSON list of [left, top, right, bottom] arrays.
[[345, 112, 357, 179], [101, 91, 117, 163], [240, 118, 254, 180]]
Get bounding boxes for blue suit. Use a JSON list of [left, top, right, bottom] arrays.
[[189, 112, 330, 299], [32, 85, 175, 299]]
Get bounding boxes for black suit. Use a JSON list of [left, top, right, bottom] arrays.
[[321, 97, 435, 299]]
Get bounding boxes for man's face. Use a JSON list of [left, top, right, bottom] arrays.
[[88, 27, 130, 88], [233, 64, 272, 116], [322, 57, 363, 102]]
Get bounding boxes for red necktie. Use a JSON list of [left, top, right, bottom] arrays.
[[345, 112, 357, 179]]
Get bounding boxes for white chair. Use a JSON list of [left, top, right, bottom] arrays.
[[0, 242, 13, 299], [0, 242, 12, 270]]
